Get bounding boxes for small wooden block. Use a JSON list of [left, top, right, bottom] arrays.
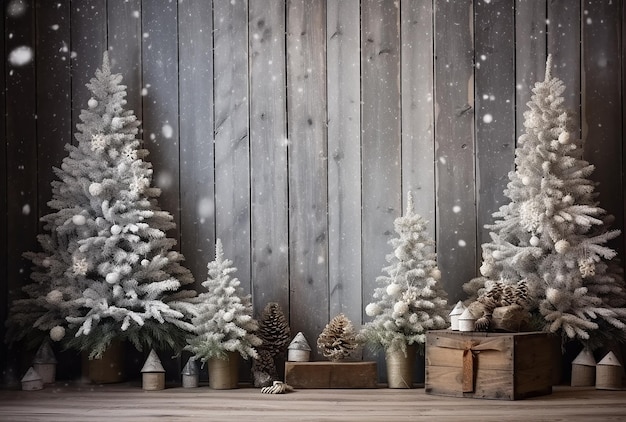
[[285, 361, 378, 389]]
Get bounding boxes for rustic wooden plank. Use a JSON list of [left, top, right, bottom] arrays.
[[5, 0, 38, 387], [433, 0, 476, 303], [141, 0, 180, 239], [213, 0, 251, 292], [178, 0, 215, 290], [285, 361, 378, 388], [107, 0, 142, 121], [70, 0, 107, 146], [286, 0, 329, 359], [326, 0, 361, 325], [515, 0, 547, 142], [401, 0, 435, 236], [474, 0, 515, 252], [249, 0, 289, 313], [35, 0, 71, 218], [581, 0, 623, 250], [0, 0, 8, 386], [547, 0, 581, 138]]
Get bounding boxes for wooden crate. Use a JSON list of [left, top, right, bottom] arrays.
[[425, 330, 554, 400], [285, 361, 378, 388]]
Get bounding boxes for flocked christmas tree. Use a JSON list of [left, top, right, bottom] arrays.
[[185, 239, 261, 363], [7, 52, 196, 358], [475, 55, 626, 348], [360, 192, 449, 355]]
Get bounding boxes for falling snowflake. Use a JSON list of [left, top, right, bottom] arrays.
[[121, 145, 137, 161], [8, 45, 33, 67], [72, 256, 89, 276], [91, 133, 107, 153]]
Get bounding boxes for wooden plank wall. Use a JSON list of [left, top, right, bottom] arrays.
[[1, 0, 625, 384]]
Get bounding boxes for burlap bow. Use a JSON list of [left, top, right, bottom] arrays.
[[431, 336, 509, 393]]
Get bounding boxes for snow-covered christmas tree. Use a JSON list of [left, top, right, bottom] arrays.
[[360, 192, 449, 355], [475, 55, 626, 348], [185, 239, 261, 363], [7, 52, 196, 358]]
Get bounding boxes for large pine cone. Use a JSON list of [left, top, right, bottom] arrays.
[[257, 302, 291, 357]]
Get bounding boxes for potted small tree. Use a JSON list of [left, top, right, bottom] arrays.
[[185, 239, 261, 389], [360, 192, 449, 388]]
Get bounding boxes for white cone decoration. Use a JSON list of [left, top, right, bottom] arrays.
[[449, 301, 466, 331], [21, 367, 43, 391], [571, 348, 596, 387], [458, 308, 476, 332], [596, 351, 622, 390], [141, 349, 165, 391], [288, 332, 312, 362]]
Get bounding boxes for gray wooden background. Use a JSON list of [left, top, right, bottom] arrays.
[[1, 0, 625, 382]]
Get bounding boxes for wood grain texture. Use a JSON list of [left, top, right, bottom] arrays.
[[178, 0, 216, 290], [287, 0, 329, 360], [285, 361, 378, 388], [434, 0, 476, 303], [327, 0, 362, 326], [0, 0, 7, 386], [249, 0, 289, 313], [474, 0, 515, 252], [0, 384, 625, 421]]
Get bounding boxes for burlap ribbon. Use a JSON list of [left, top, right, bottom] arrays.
[[431, 336, 509, 393]]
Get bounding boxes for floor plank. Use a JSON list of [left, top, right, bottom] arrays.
[[0, 384, 625, 421]]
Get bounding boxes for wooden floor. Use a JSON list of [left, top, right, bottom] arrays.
[[0, 383, 625, 422]]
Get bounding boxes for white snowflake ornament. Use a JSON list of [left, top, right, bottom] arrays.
[[90, 133, 107, 153], [579, 258, 596, 278], [72, 256, 88, 276]]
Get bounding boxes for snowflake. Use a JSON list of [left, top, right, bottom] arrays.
[[72, 256, 89, 276], [129, 174, 149, 195], [121, 145, 137, 161], [579, 258, 596, 278], [91, 133, 107, 153]]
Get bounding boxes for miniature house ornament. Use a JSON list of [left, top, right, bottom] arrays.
[[596, 351, 622, 390], [458, 308, 476, 332], [571, 348, 596, 387], [33, 340, 57, 384], [288, 332, 311, 362], [141, 349, 165, 390], [21, 367, 43, 391], [181, 357, 199, 388], [449, 301, 466, 331]]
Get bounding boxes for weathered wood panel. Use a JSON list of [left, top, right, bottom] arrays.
[[581, 0, 623, 249], [287, 0, 329, 359], [434, 0, 476, 303], [474, 0, 515, 250], [401, 0, 435, 237], [141, 0, 180, 241], [213, 0, 251, 292], [178, 0, 215, 289], [70, 0, 107, 146], [0, 0, 8, 385], [327, 0, 362, 325], [249, 0, 289, 312]]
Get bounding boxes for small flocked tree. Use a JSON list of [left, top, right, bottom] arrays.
[[7, 52, 196, 358], [475, 55, 626, 348], [360, 192, 449, 355], [185, 239, 261, 363]]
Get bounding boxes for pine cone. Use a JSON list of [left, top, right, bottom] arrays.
[[317, 313, 358, 361], [257, 302, 291, 357], [514, 279, 530, 309], [475, 315, 491, 331], [500, 284, 516, 306], [251, 348, 278, 387]]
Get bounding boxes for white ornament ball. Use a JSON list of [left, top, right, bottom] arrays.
[[42, 258, 51, 267], [89, 182, 103, 196], [141, 259, 150, 266], [430, 268, 442, 280], [223, 312, 234, 322], [491, 250, 503, 259], [365, 303, 381, 317], [393, 301, 409, 316], [106, 272, 120, 284], [111, 225, 122, 235], [558, 131, 570, 144], [111, 116, 122, 130], [72, 214, 86, 226], [167, 251, 179, 260], [87, 97, 98, 109], [555, 240, 570, 254], [386, 283, 402, 297], [521, 176, 531, 186], [50, 325, 66, 342], [529, 235, 540, 247], [46, 289, 63, 304]]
